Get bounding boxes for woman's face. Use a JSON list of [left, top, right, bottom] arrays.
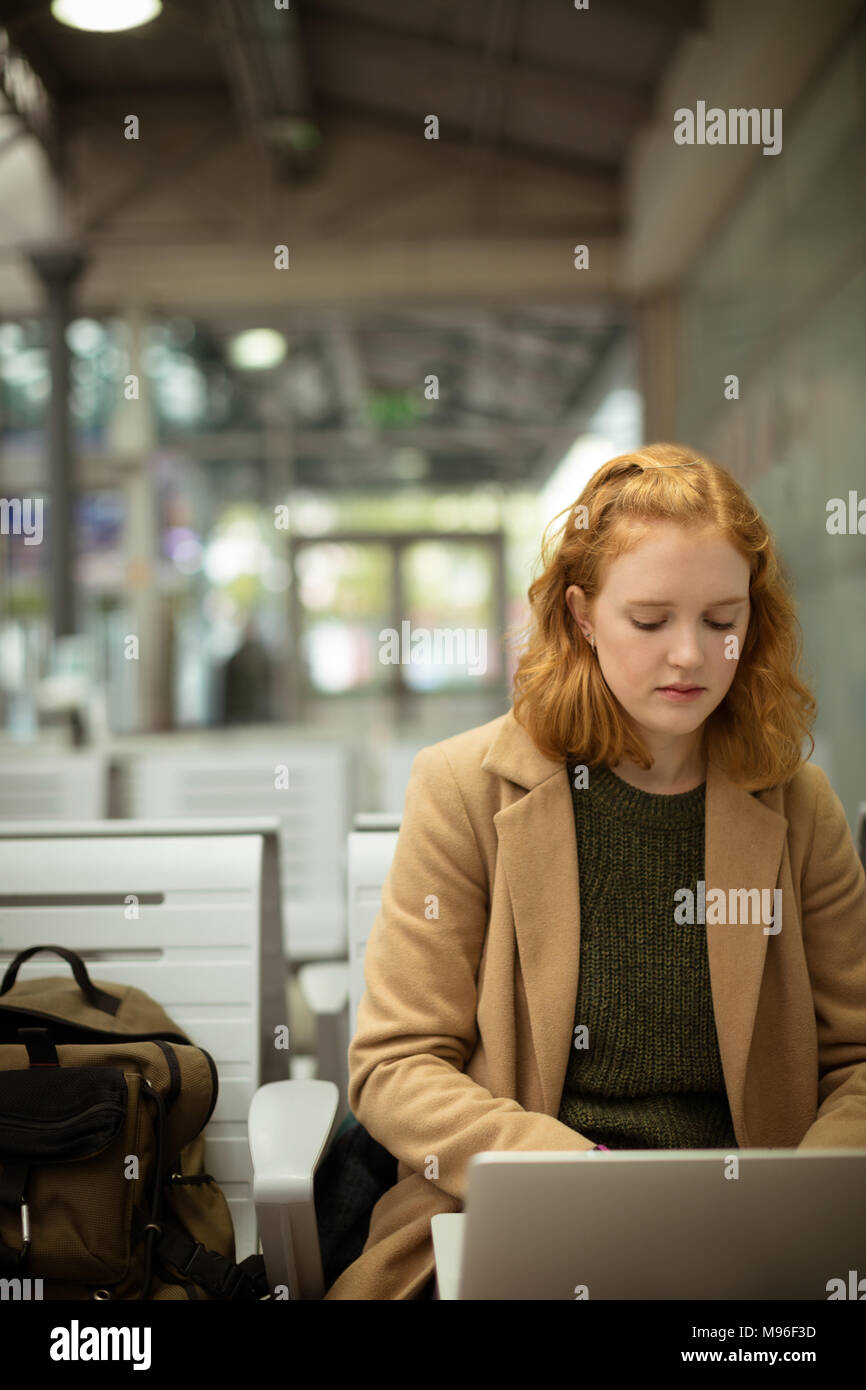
[[565, 520, 751, 742]]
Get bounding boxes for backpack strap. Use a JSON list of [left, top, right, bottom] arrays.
[[130, 1206, 270, 1299], [0, 946, 120, 1016], [153, 1225, 270, 1300]]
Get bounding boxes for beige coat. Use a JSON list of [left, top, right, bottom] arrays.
[[323, 707, 866, 1300]]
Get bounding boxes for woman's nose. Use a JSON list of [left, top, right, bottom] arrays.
[[666, 627, 703, 666]]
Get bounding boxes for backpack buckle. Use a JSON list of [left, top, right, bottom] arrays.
[[179, 1241, 207, 1277], [179, 1241, 248, 1299], [217, 1264, 247, 1299]]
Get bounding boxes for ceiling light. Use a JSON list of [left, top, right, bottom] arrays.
[[227, 329, 288, 371], [51, 0, 162, 33], [66, 318, 106, 356]]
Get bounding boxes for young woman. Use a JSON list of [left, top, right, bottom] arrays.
[[323, 442, 866, 1300]]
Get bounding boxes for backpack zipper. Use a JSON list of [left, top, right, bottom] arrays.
[[0, 1005, 189, 1046], [0, 1101, 125, 1131]]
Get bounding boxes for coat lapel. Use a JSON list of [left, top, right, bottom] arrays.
[[482, 709, 789, 1145]]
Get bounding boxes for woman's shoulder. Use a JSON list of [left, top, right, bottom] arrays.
[[753, 759, 842, 832], [413, 706, 561, 793], [425, 709, 512, 763], [405, 711, 512, 793]]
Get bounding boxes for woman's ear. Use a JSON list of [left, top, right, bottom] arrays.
[[565, 584, 590, 639]]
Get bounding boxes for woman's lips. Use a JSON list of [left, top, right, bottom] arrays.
[[657, 686, 705, 702]]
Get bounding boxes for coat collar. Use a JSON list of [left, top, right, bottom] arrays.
[[481, 708, 789, 1146]]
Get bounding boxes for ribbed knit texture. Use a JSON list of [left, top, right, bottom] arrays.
[[557, 761, 738, 1150]]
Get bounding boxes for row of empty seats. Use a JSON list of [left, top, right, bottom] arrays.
[[0, 737, 431, 961]]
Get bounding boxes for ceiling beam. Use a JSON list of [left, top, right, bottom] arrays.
[[79, 116, 239, 237], [306, 6, 655, 130], [466, 0, 523, 153], [209, 0, 320, 180], [0, 21, 59, 168]]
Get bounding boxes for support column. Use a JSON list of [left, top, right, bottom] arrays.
[[265, 421, 297, 723], [26, 244, 87, 639], [636, 291, 680, 444], [106, 305, 164, 732]]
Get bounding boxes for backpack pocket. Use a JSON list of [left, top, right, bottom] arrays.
[[0, 1065, 146, 1283], [0, 1066, 127, 1161]]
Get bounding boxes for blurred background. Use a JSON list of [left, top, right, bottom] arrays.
[[0, 0, 864, 1064]]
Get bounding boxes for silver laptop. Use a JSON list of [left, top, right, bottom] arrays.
[[430, 1149, 866, 1299]]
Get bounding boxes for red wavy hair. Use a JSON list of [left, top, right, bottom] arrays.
[[509, 442, 817, 790]]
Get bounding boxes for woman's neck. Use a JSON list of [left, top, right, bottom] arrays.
[[611, 742, 707, 795], [609, 762, 706, 795]]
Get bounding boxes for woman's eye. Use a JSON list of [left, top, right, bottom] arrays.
[[630, 619, 735, 631]]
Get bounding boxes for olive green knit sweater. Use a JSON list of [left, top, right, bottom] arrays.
[[557, 760, 738, 1150]]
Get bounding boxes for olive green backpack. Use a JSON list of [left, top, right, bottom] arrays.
[[0, 945, 270, 1301]]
